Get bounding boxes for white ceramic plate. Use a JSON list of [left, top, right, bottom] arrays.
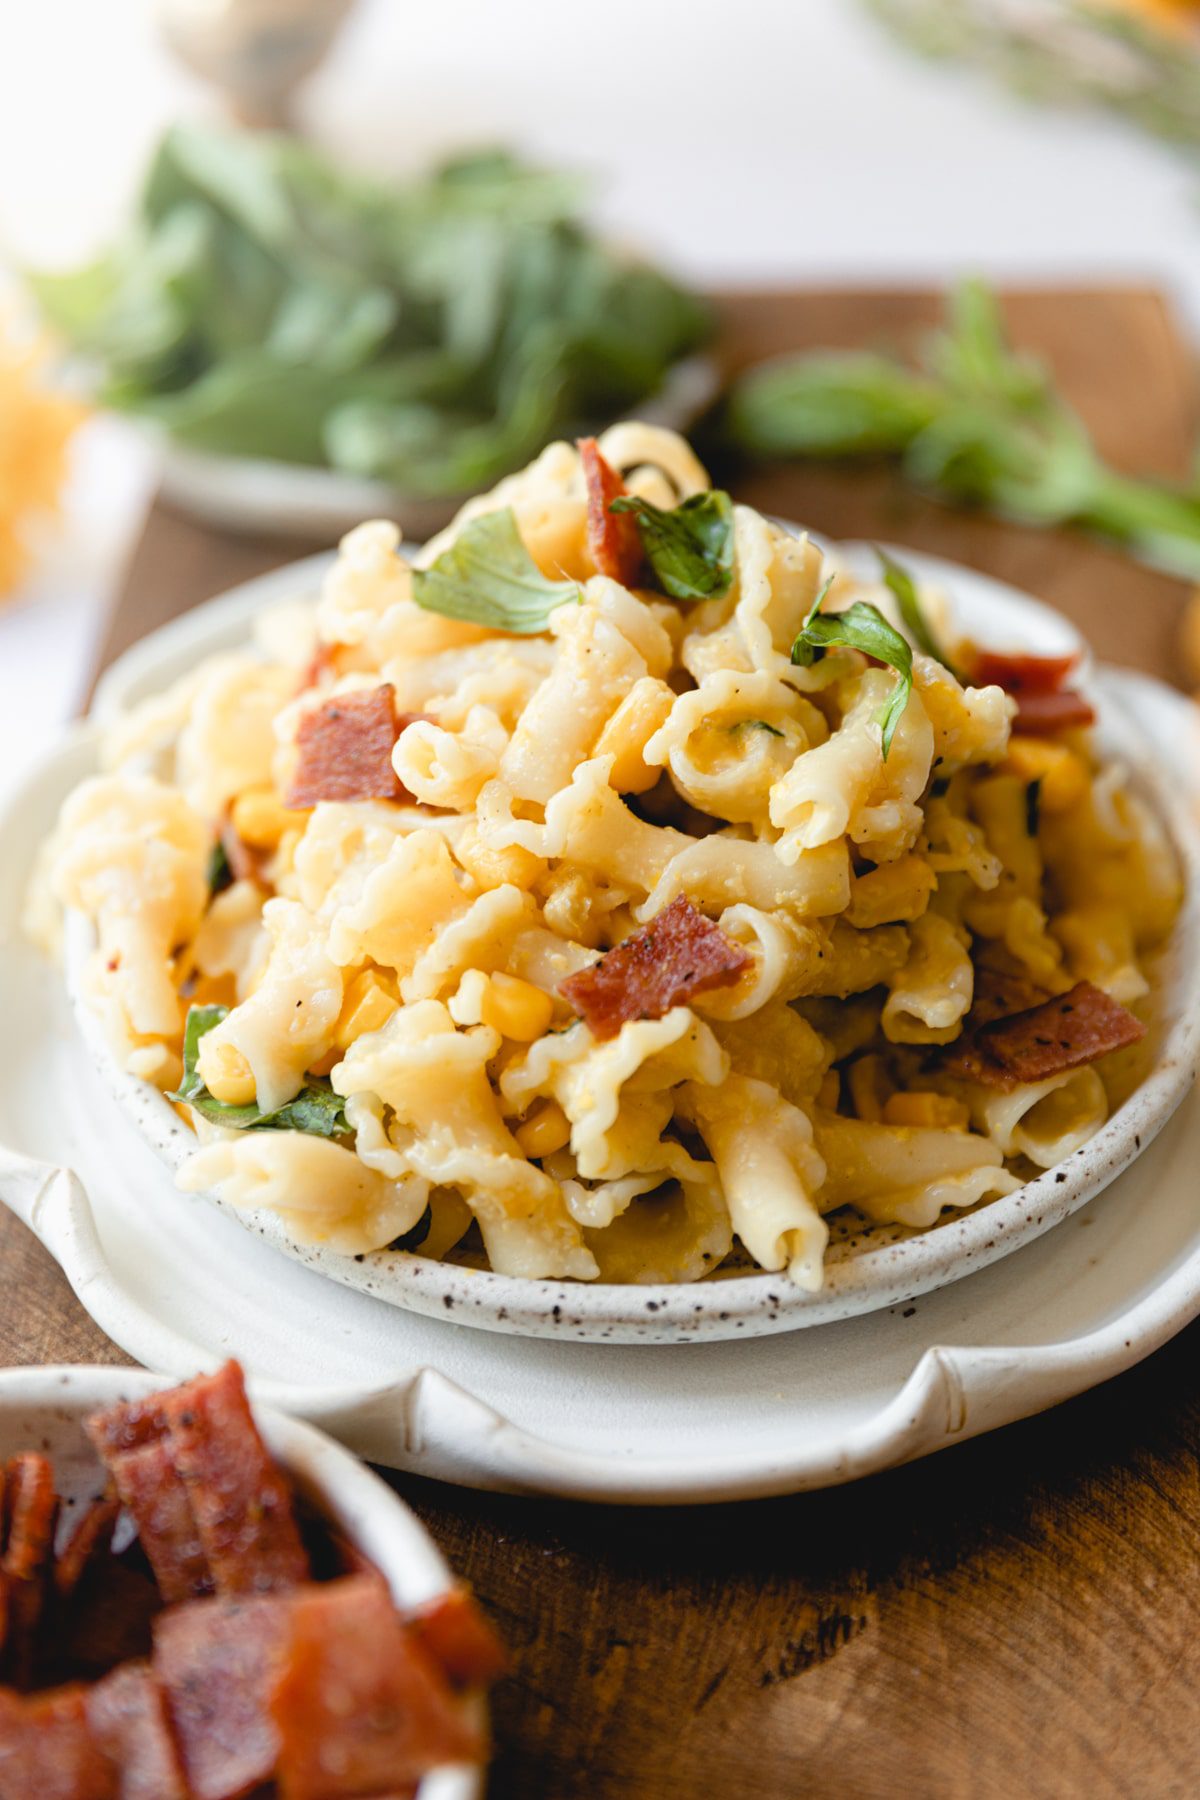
[[68, 546, 1200, 1344], [152, 355, 721, 541], [0, 1365, 485, 1799]]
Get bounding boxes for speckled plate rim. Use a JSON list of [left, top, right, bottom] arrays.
[[54, 545, 1200, 1344], [0, 1365, 486, 1799]]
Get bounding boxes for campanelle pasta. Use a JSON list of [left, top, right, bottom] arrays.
[[35, 425, 1183, 1292]]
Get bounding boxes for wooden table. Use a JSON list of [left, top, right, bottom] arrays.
[[5, 291, 1199, 1798]]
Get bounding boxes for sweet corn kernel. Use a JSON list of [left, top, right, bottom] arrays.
[[230, 785, 300, 851], [454, 829, 546, 891], [883, 1091, 970, 1131], [197, 1037, 257, 1105], [515, 1099, 572, 1159], [1003, 737, 1088, 814], [594, 677, 676, 793], [479, 972, 555, 1042], [334, 968, 401, 1051]]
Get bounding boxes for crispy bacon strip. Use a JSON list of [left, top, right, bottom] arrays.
[[971, 649, 1079, 693], [84, 1411, 212, 1606], [559, 894, 748, 1041], [286, 685, 416, 809], [55, 1497, 121, 1603], [160, 1363, 309, 1597], [2, 1454, 58, 1688], [942, 980, 1145, 1090], [968, 646, 1094, 735], [86, 1661, 188, 1800], [153, 1592, 289, 1800], [271, 1575, 482, 1800], [406, 1586, 508, 1689], [0, 1684, 116, 1800], [579, 437, 643, 586], [1012, 688, 1095, 734]]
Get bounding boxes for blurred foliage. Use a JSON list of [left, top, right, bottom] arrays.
[[727, 279, 1200, 581], [30, 127, 710, 497], [866, 0, 1200, 149]]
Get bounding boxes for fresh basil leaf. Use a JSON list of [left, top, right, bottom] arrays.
[[412, 507, 578, 634], [206, 839, 233, 895], [388, 1204, 433, 1252], [791, 597, 913, 759], [609, 491, 735, 601], [170, 1004, 349, 1138], [876, 547, 964, 682]]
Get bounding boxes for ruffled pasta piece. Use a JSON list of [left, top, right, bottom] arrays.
[[324, 829, 467, 976], [681, 509, 833, 695], [1041, 777, 1182, 950], [596, 421, 711, 501], [333, 1001, 596, 1280], [638, 835, 851, 924], [915, 659, 1013, 770], [403, 885, 537, 1004], [499, 592, 660, 805], [943, 1066, 1108, 1168], [680, 1075, 828, 1291], [582, 1169, 732, 1285], [50, 774, 209, 1047], [500, 1008, 727, 1182], [882, 912, 974, 1045], [645, 670, 826, 826], [177, 657, 299, 819], [713, 1003, 829, 1106], [200, 897, 343, 1112], [318, 519, 488, 663], [391, 706, 507, 810], [186, 879, 267, 999], [1050, 905, 1148, 1005], [177, 1132, 427, 1255], [814, 1113, 1019, 1228]]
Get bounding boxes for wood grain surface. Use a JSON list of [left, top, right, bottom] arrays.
[[7, 289, 1199, 1798]]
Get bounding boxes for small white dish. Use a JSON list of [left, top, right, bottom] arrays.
[[62, 545, 1200, 1345], [0, 1364, 486, 1799], [152, 355, 721, 541]]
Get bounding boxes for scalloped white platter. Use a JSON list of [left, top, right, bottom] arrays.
[[0, 546, 1198, 1500]]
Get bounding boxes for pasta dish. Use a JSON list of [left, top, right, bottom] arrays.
[[33, 426, 1183, 1293]]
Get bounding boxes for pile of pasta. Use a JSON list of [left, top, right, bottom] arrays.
[[34, 425, 1183, 1292]]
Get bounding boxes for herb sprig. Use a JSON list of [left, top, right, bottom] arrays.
[[169, 1004, 349, 1137], [412, 508, 578, 633], [608, 490, 735, 600], [729, 280, 1200, 583], [790, 583, 913, 758]]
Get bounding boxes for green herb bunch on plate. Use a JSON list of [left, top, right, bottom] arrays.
[[31, 127, 711, 505]]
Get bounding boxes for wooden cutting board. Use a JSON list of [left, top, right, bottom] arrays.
[[8, 289, 1199, 1798]]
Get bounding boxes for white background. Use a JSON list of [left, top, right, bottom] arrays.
[[1, 0, 1196, 800]]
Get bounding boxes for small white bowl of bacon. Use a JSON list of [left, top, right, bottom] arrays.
[[0, 1360, 502, 1798]]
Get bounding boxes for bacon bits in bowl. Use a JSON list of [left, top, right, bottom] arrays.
[[0, 1361, 501, 1795], [39, 424, 1200, 1342]]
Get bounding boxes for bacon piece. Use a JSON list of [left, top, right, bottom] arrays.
[[63, 1560, 161, 1685], [579, 437, 643, 586], [86, 1662, 188, 1800], [967, 646, 1094, 734], [153, 1591, 291, 1800], [271, 1575, 482, 1799], [55, 1498, 121, 1604], [286, 685, 412, 809], [406, 1586, 507, 1689], [2, 1456, 56, 1584], [83, 1417, 211, 1606], [559, 894, 749, 1040], [160, 1363, 309, 1597], [942, 980, 1145, 1090], [0, 1684, 116, 1800], [1013, 687, 1095, 734], [2, 1454, 58, 1688], [970, 649, 1079, 693]]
